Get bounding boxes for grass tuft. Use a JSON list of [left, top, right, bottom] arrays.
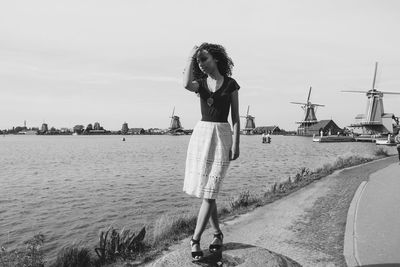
[[229, 190, 262, 211], [94, 226, 147, 265], [152, 213, 197, 247], [0, 234, 45, 267], [51, 246, 93, 267], [374, 147, 390, 157]]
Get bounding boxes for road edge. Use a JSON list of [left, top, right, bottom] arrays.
[[344, 180, 368, 267]]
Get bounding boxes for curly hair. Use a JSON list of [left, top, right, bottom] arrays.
[[192, 43, 234, 80]]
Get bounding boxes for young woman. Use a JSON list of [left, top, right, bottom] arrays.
[[182, 43, 240, 261]]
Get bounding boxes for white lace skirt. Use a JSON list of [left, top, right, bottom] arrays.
[[183, 121, 233, 199]]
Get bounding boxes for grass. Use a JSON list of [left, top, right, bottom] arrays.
[[51, 246, 93, 267], [152, 213, 197, 247], [0, 234, 45, 267], [217, 152, 390, 216], [5, 150, 394, 266], [94, 226, 147, 264], [229, 190, 258, 210], [374, 147, 390, 157]]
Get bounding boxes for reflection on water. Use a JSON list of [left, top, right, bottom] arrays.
[[0, 135, 394, 259]]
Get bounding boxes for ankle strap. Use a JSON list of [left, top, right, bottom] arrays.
[[191, 238, 200, 244], [213, 232, 223, 239]]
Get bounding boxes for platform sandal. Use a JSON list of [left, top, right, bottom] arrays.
[[209, 231, 224, 252], [190, 238, 203, 261]]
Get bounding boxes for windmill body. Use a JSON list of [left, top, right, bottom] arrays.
[[170, 116, 182, 130], [291, 86, 325, 136], [168, 107, 184, 134], [240, 105, 256, 134], [343, 62, 400, 135]]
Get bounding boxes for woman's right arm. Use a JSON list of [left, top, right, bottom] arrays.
[[183, 46, 199, 92]]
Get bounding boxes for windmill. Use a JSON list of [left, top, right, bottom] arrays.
[[291, 86, 325, 135], [342, 62, 400, 135], [168, 107, 183, 133], [240, 105, 256, 134]]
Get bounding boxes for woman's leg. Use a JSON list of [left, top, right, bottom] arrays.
[[209, 201, 223, 246], [209, 201, 221, 233], [193, 198, 215, 240]]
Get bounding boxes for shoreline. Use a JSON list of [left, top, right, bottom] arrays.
[[142, 155, 397, 266]]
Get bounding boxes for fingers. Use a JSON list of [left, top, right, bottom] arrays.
[[190, 45, 199, 58], [230, 153, 239, 161], [191, 45, 199, 53]]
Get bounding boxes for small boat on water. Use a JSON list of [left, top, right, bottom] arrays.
[[375, 135, 396, 146], [375, 139, 396, 146], [313, 135, 354, 143]]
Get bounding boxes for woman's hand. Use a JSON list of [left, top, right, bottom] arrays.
[[230, 145, 240, 161], [183, 45, 200, 92], [188, 45, 199, 60]]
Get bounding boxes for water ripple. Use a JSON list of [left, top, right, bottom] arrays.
[[0, 134, 394, 261]]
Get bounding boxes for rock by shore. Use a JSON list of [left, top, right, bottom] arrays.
[[151, 243, 301, 267]]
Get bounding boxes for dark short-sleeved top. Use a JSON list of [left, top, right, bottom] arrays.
[[196, 77, 240, 122]]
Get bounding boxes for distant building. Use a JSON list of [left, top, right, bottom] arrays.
[[254, 126, 282, 135], [121, 122, 129, 134], [89, 129, 107, 134], [183, 129, 193, 135], [129, 128, 145, 135], [351, 113, 396, 135], [306, 120, 342, 136], [60, 128, 71, 133], [49, 127, 59, 134], [148, 128, 164, 134], [81, 122, 109, 135], [86, 124, 93, 132], [41, 123, 48, 132], [93, 122, 102, 130], [18, 130, 37, 135], [73, 125, 85, 134]]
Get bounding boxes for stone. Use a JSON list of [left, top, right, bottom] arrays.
[[150, 242, 301, 267]]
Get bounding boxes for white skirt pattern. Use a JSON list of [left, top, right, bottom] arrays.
[[183, 121, 233, 199]]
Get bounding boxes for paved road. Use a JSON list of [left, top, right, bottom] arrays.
[[348, 162, 400, 266]]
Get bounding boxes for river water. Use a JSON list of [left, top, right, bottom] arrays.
[[0, 135, 395, 260]]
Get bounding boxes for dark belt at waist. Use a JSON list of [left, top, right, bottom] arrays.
[[201, 117, 228, 123]]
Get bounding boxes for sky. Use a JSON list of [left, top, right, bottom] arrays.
[[1, 0, 400, 131]]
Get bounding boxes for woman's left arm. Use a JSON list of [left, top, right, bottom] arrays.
[[230, 90, 240, 160]]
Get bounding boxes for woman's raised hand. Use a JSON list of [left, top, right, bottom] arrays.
[[189, 45, 199, 59]]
